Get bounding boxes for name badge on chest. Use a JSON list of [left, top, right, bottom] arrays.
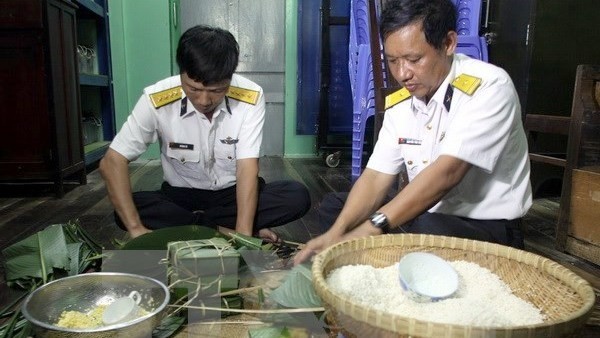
[[398, 137, 422, 145], [169, 142, 194, 150]]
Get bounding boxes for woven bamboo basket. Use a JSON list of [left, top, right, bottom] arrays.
[[311, 234, 596, 338]]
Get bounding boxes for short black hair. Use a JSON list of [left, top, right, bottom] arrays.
[[176, 25, 239, 85], [380, 0, 457, 50]]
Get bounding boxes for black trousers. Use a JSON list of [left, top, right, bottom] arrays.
[[318, 192, 525, 249], [115, 178, 311, 232]]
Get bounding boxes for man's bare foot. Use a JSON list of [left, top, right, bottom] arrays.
[[258, 228, 280, 243], [128, 226, 152, 239], [217, 226, 236, 237]]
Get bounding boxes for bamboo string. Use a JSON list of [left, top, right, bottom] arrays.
[[186, 320, 266, 325], [219, 285, 263, 297], [168, 304, 325, 314]]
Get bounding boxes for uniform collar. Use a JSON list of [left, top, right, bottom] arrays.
[[179, 96, 233, 118], [411, 56, 458, 116]]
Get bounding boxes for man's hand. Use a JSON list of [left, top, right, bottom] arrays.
[[293, 231, 343, 265], [100, 149, 148, 238], [293, 221, 384, 265]]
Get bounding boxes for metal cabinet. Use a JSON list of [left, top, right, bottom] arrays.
[[75, 0, 115, 165]]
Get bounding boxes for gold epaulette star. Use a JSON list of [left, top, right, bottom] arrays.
[[226, 86, 259, 105], [149, 86, 182, 108], [451, 74, 482, 96]]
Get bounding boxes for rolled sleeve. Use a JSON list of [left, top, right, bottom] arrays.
[[109, 96, 158, 161], [366, 108, 405, 175]]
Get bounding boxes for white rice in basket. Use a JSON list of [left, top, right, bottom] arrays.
[[325, 260, 545, 327]]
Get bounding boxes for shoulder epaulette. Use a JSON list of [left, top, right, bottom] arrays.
[[149, 86, 182, 108], [451, 74, 481, 96], [226, 86, 259, 105], [384, 87, 411, 110]]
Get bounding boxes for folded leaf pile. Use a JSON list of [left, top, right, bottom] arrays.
[[2, 220, 102, 289], [0, 220, 103, 337]]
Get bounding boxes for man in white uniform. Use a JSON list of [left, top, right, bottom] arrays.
[[295, 0, 532, 264], [100, 26, 310, 240]]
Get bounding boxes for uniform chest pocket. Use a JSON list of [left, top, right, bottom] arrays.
[[403, 146, 422, 180], [164, 146, 202, 180], [214, 143, 236, 174]]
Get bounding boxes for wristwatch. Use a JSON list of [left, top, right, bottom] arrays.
[[369, 211, 389, 229]]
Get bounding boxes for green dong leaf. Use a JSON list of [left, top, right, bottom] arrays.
[[2, 224, 70, 286], [269, 264, 322, 309]]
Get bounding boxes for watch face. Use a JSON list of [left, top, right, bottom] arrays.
[[370, 212, 388, 228]]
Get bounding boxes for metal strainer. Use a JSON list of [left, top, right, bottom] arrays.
[[21, 272, 169, 338]]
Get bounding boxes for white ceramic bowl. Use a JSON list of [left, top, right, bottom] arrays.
[[398, 252, 458, 302]]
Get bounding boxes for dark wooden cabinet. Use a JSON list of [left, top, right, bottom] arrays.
[[485, 0, 600, 197], [486, 0, 600, 117], [0, 0, 86, 196]]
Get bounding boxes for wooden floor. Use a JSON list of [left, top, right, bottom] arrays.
[[1, 157, 599, 336]]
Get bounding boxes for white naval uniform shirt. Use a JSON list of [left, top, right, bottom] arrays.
[[367, 53, 532, 220], [109, 74, 265, 190]]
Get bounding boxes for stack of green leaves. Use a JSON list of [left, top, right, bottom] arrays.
[[3, 221, 102, 288], [0, 220, 102, 337]]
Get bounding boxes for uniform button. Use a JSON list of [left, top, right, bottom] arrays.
[[426, 124, 432, 130], [422, 160, 429, 164], [407, 160, 413, 165], [180, 157, 185, 163], [227, 156, 232, 160]]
